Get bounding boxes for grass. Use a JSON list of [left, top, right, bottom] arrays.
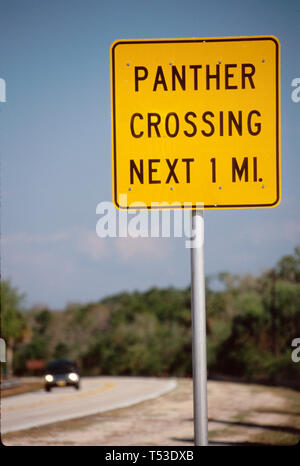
[[1, 381, 43, 398]]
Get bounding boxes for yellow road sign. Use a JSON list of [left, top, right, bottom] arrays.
[[111, 36, 280, 210]]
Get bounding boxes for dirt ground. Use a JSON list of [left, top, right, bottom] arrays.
[[2, 378, 300, 446]]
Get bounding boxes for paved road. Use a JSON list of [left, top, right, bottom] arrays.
[[1, 376, 176, 434]]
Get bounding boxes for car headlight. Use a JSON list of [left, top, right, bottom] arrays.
[[68, 372, 79, 382], [45, 374, 54, 383]]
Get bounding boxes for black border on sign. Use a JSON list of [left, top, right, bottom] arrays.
[[111, 37, 280, 210]]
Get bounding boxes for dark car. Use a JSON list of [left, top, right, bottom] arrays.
[[44, 359, 80, 392]]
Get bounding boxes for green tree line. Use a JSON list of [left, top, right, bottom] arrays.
[[1, 246, 300, 387]]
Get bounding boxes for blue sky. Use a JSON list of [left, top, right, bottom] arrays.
[[1, 0, 299, 308]]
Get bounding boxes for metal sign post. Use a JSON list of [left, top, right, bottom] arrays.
[[190, 209, 208, 446], [110, 35, 281, 448]]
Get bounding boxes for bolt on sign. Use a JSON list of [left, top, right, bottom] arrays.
[[110, 36, 280, 210]]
